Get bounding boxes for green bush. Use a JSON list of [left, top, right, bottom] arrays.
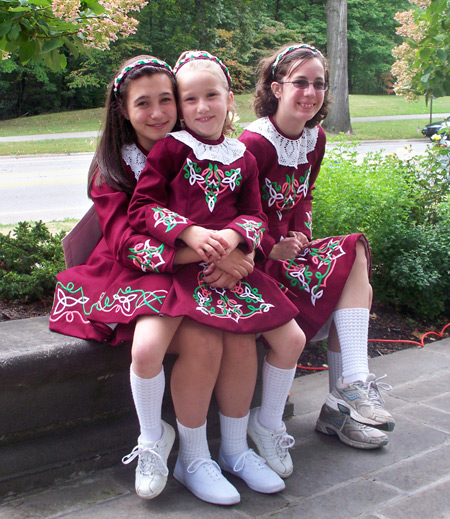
[[313, 138, 450, 320], [0, 221, 66, 302]]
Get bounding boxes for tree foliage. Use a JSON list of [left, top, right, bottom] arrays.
[[392, 0, 450, 101], [0, 0, 147, 69], [0, 0, 417, 119]]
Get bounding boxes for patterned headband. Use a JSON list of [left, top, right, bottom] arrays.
[[173, 51, 232, 87], [113, 58, 173, 94], [272, 44, 325, 77]]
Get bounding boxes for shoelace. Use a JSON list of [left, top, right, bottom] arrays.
[[186, 458, 222, 481], [273, 430, 295, 456], [232, 449, 266, 472], [338, 414, 379, 433], [122, 444, 169, 477], [366, 375, 392, 408]]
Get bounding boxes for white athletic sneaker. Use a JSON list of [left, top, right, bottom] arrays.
[[122, 421, 175, 500], [326, 374, 395, 431], [174, 457, 240, 505], [316, 403, 389, 449], [219, 448, 285, 493], [247, 407, 295, 478]]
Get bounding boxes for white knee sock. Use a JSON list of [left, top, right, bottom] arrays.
[[177, 420, 210, 466], [332, 308, 370, 384], [130, 366, 164, 442], [219, 412, 249, 456], [326, 350, 342, 392], [258, 359, 296, 430]]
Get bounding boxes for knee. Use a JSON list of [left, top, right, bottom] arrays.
[[131, 336, 162, 371]]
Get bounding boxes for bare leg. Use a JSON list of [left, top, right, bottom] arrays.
[[131, 315, 183, 378], [262, 319, 306, 369], [168, 318, 223, 428], [214, 333, 257, 418]]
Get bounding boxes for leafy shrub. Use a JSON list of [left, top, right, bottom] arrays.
[[313, 138, 450, 320], [0, 221, 66, 302]]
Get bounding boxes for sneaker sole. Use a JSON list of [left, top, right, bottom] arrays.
[[326, 394, 396, 432], [315, 419, 389, 450]]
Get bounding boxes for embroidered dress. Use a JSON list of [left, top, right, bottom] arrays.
[[240, 117, 371, 342], [49, 143, 176, 345], [127, 129, 298, 333]]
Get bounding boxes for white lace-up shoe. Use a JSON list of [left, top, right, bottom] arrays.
[[174, 457, 240, 505], [122, 421, 175, 500], [219, 448, 285, 493], [247, 408, 295, 478]]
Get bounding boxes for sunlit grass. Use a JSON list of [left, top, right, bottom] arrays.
[[0, 219, 78, 235]]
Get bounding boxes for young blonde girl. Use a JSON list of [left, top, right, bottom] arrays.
[[127, 50, 307, 502]]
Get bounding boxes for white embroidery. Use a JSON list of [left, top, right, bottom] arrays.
[[121, 143, 147, 180], [170, 130, 246, 165], [245, 117, 319, 167]]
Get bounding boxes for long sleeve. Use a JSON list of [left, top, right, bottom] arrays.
[[128, 138, 196, 247], [91, 172, 177, 273]]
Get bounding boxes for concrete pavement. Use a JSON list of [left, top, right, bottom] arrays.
[[1, 337, 450, 519]]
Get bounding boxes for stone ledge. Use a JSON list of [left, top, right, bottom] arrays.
[[0, 316, 293, 497]]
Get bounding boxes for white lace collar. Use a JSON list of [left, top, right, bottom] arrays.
[[169, 130, 246, 165], [121, 143, 147, 181], [245, 117, 319, 167]]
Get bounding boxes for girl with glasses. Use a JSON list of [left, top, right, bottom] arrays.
[[240, 43, 395, 453]]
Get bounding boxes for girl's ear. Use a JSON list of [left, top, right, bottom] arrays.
[[227, 91, 234, 111], [271, 81, 282, 99]]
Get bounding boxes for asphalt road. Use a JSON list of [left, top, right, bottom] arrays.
[[0, 139, 432, 225]]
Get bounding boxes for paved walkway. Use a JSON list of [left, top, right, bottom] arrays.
[[1, 337, 450, 519], [0, 113, 448, 142]]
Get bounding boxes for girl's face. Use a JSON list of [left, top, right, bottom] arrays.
[[177, 70, 233, 141], [271, 57, 326, 137], [124, 73, 177, 151]]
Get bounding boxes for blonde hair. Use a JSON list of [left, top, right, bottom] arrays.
[[175, 50, 236, 136]]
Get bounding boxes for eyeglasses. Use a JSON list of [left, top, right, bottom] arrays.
[[278, 79, 328, 91]]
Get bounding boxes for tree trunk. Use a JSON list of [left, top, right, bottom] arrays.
[[322, 0, 351, 134]]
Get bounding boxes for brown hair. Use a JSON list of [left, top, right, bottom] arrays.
[[174, 50, 236, 136], [87, 55, 177, 198], [253, 44, 330, 129]]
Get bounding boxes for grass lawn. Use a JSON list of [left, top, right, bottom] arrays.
[[0, 94, 448, 155]]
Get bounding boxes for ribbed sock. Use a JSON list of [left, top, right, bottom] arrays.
[[177, 420, 211, 466], [332, 308, 370, 384], [130, 366, 164, 442], [326, 350, 342, 392], [219, 412, 249, 456], [258, 359, 296, 430]]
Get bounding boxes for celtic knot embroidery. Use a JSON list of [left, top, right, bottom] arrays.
[[281, 237, 347, 306], [236, 219, 265, 250], [128, 239, 166, 272], [183, 158, 242, 212], [152, 207, 188, 232], [193, 268, 273, 322], [262, 169, 311, 221]]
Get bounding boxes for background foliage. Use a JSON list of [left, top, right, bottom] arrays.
[[0, 0, 411, 119], [314, 140, 450, 320]]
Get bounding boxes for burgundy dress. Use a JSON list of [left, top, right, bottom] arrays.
[[127, 129, 298, 334], [240, 117, 371, 342], [49, 143, 176, 345]]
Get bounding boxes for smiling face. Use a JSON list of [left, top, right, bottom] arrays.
[[271, 57, 326, 137], [177, 69, 233, 141], [124, 73, 177, 151]]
